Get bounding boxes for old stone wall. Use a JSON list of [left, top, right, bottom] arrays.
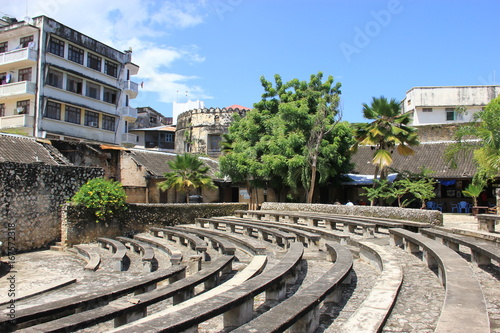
[[0, 162, 104, 253], [62, 202, 248, 246], [261, 202, 443, 225]]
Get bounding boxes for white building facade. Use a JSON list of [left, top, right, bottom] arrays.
[[0, 16, 139, 145], [402, 85, 500, 126]]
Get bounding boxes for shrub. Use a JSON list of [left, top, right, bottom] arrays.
[[70, 178, 127, 222]]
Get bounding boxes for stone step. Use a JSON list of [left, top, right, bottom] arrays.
[[50, 245, 64, 251]]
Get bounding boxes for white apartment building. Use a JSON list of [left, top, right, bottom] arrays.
[[0, 16, 139, 145], [402, 85, 500, 126]]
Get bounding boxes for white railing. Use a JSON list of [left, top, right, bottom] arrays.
[[0, 81, 37, 98], [0, 114, 34, 129], [118, 106, 138, 121], [0, 47, 37, 66]]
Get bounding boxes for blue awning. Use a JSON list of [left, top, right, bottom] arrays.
[[342, 173, 398, 185]]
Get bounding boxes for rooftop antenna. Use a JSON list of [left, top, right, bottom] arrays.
[[185, 91, 188, 100], [176, 90, 178, 102]]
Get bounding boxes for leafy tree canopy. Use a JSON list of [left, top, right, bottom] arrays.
[[445, 96, 500, 178], [220, 72, 354, 202]]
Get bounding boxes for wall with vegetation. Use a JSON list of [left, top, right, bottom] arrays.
[[61, 202, 248, 246]]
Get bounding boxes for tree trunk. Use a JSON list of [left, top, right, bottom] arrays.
[[307, 162, 318, 204]]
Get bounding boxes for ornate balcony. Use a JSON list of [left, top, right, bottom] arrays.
[[118, 106, 138, 123], [0, 81, 36, 98]]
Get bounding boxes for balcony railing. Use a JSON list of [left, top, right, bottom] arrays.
[[0, 114, 34, 129], [0, 47, 38, 68], [122, 80, 139, 99], [0, 81, 37, 98], [121, 133, 137, 147], [118, 106, 138, 123]]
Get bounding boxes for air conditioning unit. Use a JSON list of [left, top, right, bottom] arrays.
[[89, 122, 98, 127], [16, 107, 25, 114]]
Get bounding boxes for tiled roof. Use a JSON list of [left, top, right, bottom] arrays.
[[0, 134, 70, 165], [128, 150, 220, 179], [350, 141, 477, 178], [227, 104, 251, 110]]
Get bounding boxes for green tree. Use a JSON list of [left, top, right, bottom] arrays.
[[352, 96, 419, 181], [220, 72, 354, 204], [70, 178, 128, 223], [446, 96, 500, 179], [158, 154, 216, 203]]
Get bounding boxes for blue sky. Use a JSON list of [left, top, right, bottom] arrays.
[[2, 0, 499, 123]]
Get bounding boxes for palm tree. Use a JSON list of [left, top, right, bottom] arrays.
[[352, 96, 419, 180], [157, 154, 217, 203]]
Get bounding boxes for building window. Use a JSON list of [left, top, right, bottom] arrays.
[[104, 60, 118, 77], [87, 53, 101, 71], [0, 103, 5, 117], [68, 44, 84, 64], [86, 82, 100, 100], [66, 75, 83, 94], [47, 68, 63, 88], [0, 72, 6, 85], [422, 108, 433, 112], [102, 115, 116, 131], [16, 100, 30, 114], [164, 133, 174, 142], [45, 101, 61, 120], [65, 105, 81, 124], [20, 35, 33, 48], [446, 108, 456, 121], [18, 68, 32, 81], [208, 134, 221, 155], [0, 42, 7, 53], [150, 116, 157, 125], [48, 37, 64, 57], [85, 110, 99, 127], [103, 88, 117, 104]]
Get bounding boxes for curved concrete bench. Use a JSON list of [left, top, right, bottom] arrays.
[[20, 256, 234, 332], [0, 265, 186, 331], [421, 228, 500, 265], [180, 225, 268, 255], [389, 228, 490, 333], [232, 242, 353, 333], [238, 209, 431, 233], [172, 226, 237, 255], [71, 245, 101, 272], [133, 234, 183, 265], [108, 242, 305, 333], [211, 217, 321, 249], [116, 237, 156, 272], [151, 227, 208, 260], [97, 237, 128, 271], [339, 239, 403, 333], [196, 217, 296, 248]]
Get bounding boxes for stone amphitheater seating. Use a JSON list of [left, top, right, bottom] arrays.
[[421, 228, 500, 265], [108, 243, 305, 332], [69, 244, 101, 272], [96, 237, 128, 271], [389, 228, 490, 333], [232, 242, 353, 333], [1, 266, 186, 331], [116, 236, 156, 272], [5, 209, 495, 332]]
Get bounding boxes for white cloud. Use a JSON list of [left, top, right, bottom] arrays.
[[1, 0, 210, 103]]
